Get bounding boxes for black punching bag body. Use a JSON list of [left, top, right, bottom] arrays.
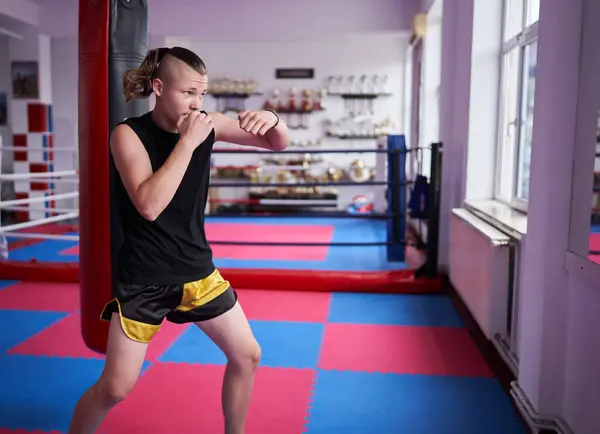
[[108, 0, 149, 130], [108, 0, 149, 299]]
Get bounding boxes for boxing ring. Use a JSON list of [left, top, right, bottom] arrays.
[[0, 138, 443, 284]]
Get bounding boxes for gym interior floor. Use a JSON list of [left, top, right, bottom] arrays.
[[1, 218, 598, 433]]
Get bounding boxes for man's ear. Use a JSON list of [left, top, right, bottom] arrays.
[[152, 78, 164, 96]]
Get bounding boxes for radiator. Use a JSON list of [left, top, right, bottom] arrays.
[[449, 208, 511, 339]]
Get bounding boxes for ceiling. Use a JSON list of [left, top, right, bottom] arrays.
[[5, 0, 419, 40]]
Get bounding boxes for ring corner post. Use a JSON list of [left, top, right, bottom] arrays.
[[425, 142, 442, 278], [386, 134, 407, 263]]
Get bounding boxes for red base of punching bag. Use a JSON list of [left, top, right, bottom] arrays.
[[78, 0, 112, 355]]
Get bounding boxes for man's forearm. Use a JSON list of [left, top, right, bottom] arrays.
[[136, 140, 195, 221], [265, 119, 290, 151]]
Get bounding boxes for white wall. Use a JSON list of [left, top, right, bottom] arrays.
[[34, 0, 418, 39], [437, 0, 474, 270], [0, 0, 39, 27], [420, 0, 436, 13], [50, 36, 78, 208], [405, 0, 442, 181], [419, 0, 443, 155]]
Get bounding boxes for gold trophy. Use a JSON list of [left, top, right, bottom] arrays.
[[300, 89, 312, 129], [348, 159, 371, 183]]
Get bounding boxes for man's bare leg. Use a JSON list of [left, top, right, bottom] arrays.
[[196, 302, 261, 434], [68, 313, 148, 434]]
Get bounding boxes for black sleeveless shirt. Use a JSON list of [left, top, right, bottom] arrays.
[[113, 111, 215, 285]]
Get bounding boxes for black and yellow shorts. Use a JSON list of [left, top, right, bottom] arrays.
[[100, 269, 237, 343]]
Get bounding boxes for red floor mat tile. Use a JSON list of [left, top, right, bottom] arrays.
[[236, 289, 331, 322], [59, 245, 78, 255], [56, 223, 335, 261], [8, 314, 190, 361], [0, 282, 79, 312], [590, 233, 600, 251], [99, 363, 315, 434], [8, 313, 102, 359], [318, 323, 493, 377], [207, 223, 334, 261]]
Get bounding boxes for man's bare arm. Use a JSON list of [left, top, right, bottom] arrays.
[[110, 124, 196, 221], [210, 111, 290, 151]]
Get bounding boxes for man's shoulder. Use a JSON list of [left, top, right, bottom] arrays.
[[113, 112, 154, 141], [119, 112, 151, 128]]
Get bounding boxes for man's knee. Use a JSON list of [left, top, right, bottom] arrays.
[[96, 375, 136, 406], [229, 339, 261, 372]]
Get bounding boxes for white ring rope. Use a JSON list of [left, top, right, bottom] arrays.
[[0, 137, 79, 248], [0, 212, 78, 234], [3, 232, 79, 242], [0, 146, 78, 153], [16, 178, 79, 185], [0, 170, 78, 180], [0, 192, 79, 208], [2, 206, 78, 214]]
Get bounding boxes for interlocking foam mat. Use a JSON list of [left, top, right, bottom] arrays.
[[0, 282, 526, 433]]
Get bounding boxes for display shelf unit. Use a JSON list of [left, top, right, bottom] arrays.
[[207, 91, 262, 112], [208, 146, 384, 215], [208, 79, 392, 215], [208, 92, 263, 98], [326, 92, 393, 98], [246, 191, 338, 214], [326, 133, 385, 140]]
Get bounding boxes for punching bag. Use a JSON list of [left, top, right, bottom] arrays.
[[108, 0, 149, 311], [78, 0, 111, 354], [78, 0, 149, 354]]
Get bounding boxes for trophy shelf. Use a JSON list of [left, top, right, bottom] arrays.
[[326, 133, 385, 140], [208, 92, 263, 99], [327, 92, 393, 99]]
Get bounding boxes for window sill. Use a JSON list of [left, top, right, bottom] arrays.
[[464, 199, 528, 239]]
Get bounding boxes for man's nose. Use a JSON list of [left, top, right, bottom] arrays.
[[190, 97, 203, 110]]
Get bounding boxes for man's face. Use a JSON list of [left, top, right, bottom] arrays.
[[153, 63, 208, 123]]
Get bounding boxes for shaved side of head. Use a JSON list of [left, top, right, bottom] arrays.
[[122, 46, 207, 102], [155, 54, 192, 84]]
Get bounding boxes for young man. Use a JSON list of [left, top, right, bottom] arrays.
[[68, 47, 290, 434]]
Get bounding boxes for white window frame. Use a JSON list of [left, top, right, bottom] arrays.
[[494, 1, 539, 213]]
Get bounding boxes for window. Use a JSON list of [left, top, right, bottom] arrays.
[[495, 0, 539, 211]]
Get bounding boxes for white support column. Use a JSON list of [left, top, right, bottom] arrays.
[[437, 0, 474, 270], [516, 0, 584, 416]]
